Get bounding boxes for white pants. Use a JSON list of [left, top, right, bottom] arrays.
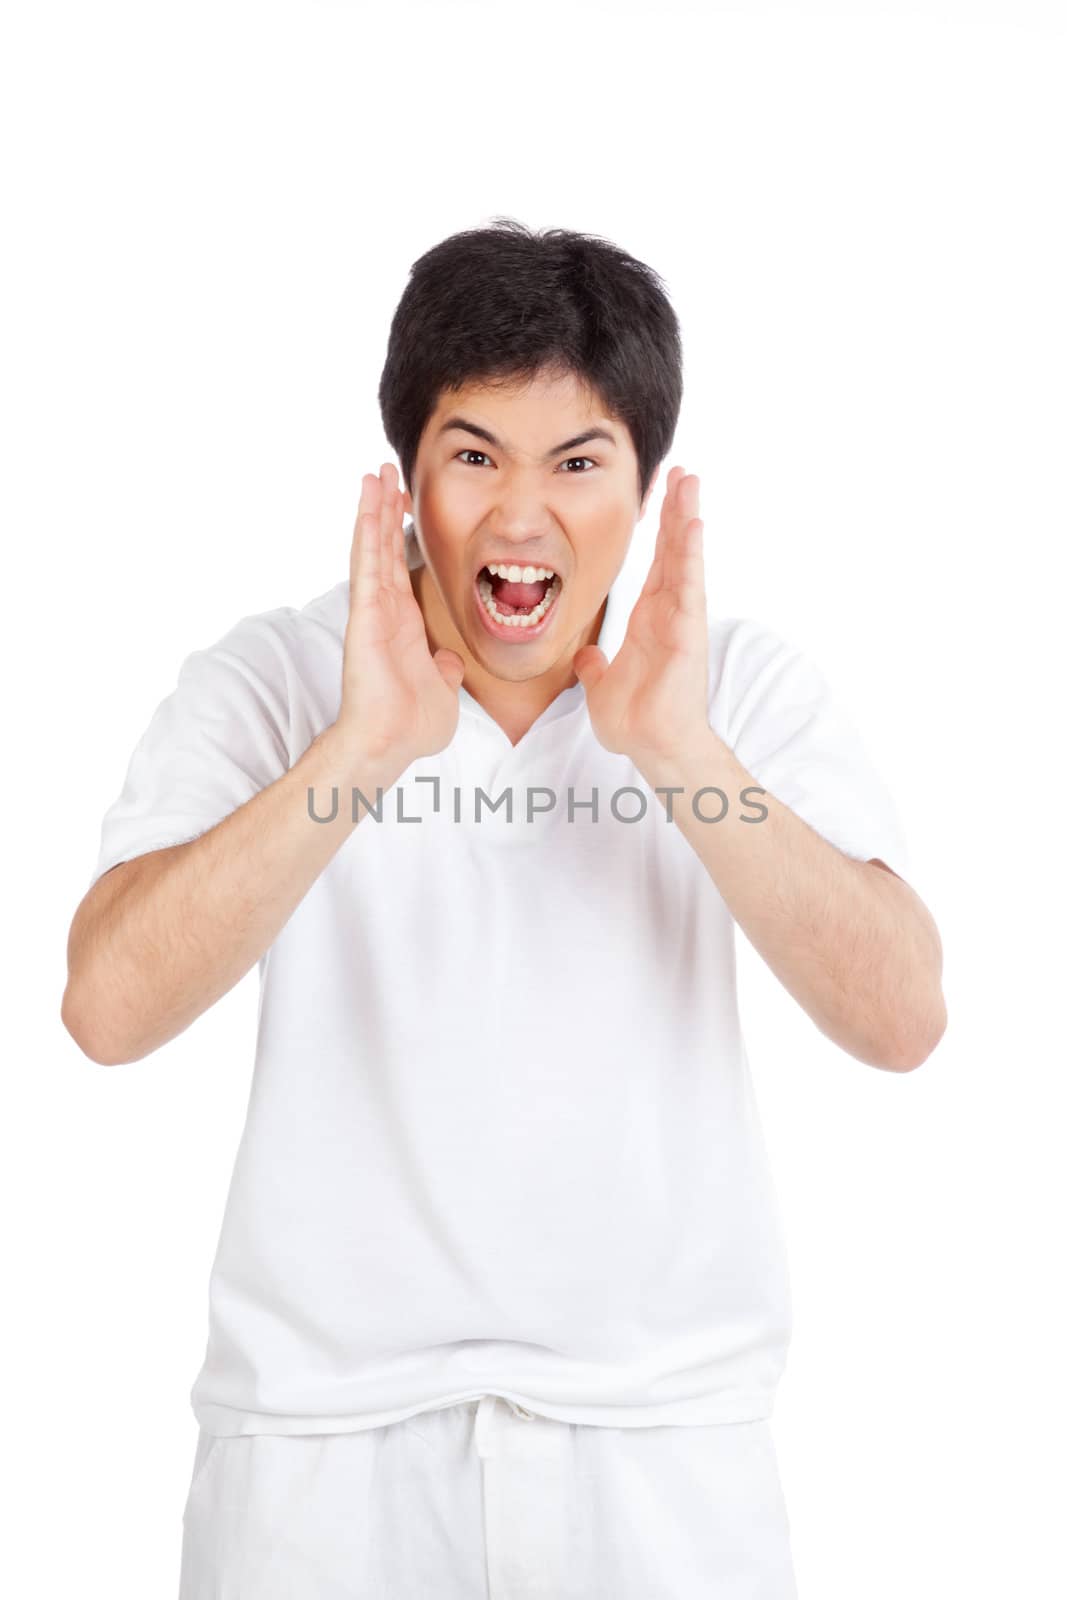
[[178, 1395, 798, 1598]]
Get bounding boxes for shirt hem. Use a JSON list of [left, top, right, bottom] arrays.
[[192, 1387, 776, 1436]]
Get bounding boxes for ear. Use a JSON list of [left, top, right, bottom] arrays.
[[638, 464, 661, 521]]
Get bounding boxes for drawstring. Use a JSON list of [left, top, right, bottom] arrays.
[[474, 1394, 536, 1458]]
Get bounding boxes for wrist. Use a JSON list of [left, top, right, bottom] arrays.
[[633, 724, 735, 796], [308, 722, 407, 795]]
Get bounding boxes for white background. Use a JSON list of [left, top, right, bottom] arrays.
[[5, 0, 1065, 1594]]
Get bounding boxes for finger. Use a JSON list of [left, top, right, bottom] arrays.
[[382, 463, 410, 591], [652, 464, 694, 576], [638, 550, 665, 601], [382, 462, 403, 588], [432, 647, 465, 693], [675, 518, 706, 619], [651, 464, 686, 570], [352, 472, 383, 608], [664, 473, 700, 594], [573, 643, 610, 694], [641, 465, 689, 600], [349, 473, 372, 599]]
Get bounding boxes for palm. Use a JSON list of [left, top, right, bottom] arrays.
[[575, 467, 708, 764], [342, 466, 465, 766]]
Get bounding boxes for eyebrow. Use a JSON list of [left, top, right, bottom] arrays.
[[435, 417, 619, 460]]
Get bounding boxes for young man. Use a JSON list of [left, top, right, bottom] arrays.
[[64, 220, 946, 1598]]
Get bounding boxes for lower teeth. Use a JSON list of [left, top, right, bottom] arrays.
[[477, 575, 561, 628]]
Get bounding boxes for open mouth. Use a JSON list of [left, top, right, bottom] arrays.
[[475, 562, 563, 632]]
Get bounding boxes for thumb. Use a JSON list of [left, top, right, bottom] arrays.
[[572, 645, 609, 695], [433, 647, 466, 693]]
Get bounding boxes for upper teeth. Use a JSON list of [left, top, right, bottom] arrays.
[[486, 563, 556, 582]]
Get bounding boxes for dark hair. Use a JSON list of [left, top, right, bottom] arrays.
[[378, 217, 683, 505]]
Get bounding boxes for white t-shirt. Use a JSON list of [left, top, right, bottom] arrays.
[[89, 526, 910, 1436]]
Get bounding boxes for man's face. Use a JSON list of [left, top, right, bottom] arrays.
[[404, 366, 657, 684]]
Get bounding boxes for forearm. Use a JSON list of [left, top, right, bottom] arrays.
[[641, 728, 946, 1072], [64, 725, 403, 1065]]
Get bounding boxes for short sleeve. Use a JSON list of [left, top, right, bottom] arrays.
[[87, 611, 294, 891], [709, 618, 911, 880]]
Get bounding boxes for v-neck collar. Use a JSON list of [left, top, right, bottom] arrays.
[[403, 520, 629, 750]]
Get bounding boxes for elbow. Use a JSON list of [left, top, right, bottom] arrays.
[[61, 978, 131, 1066], [887, 992, 948, 1073], [875, 884, 947, 1073]]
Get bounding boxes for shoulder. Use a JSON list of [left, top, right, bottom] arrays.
[[706, 614, 820, 727], [159, 580, 349, 762], [190, 578, 349, 688], [707, 614, 801, 670]]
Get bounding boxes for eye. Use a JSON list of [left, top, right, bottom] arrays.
[[455, 450, 598, 474]]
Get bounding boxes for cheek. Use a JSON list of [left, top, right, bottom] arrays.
[[423, 542, 468, 593], [412, 485, 467, 561], [423, 468, 485, 516], [575, 512, 631, 580]]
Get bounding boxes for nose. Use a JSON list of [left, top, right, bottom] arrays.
[[485, 493, 557, 548], [485, 530, 556, 559]]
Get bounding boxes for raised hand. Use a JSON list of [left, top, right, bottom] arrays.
[[572, 467, 709, 771], [336, 464, 466, 770]]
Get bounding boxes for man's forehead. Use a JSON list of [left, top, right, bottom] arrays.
[[426, 376, 623, 456]]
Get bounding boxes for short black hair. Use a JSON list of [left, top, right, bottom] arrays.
[[378, 217, 683, 505]]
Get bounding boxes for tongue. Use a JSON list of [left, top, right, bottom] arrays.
[[492, 576, 549, 610]]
